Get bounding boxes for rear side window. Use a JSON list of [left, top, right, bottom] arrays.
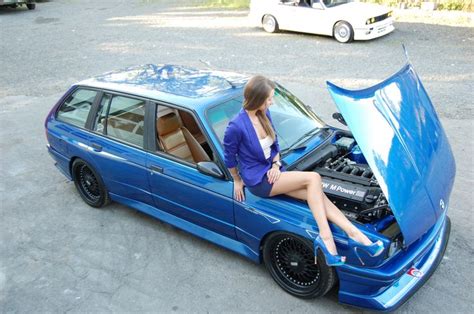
[[104, 96, 146, 147], [56, 89, 97, 127]]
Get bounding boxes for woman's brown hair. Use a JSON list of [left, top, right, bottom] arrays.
[[243, 75, 276, 141]]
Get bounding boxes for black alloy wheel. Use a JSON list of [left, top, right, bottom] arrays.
[[72, 159, 109, 208], [263, 232, 336, 298]]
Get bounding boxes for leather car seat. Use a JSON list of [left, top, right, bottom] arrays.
[[157, 113, 210, 163], [179, 110, 205, 144]]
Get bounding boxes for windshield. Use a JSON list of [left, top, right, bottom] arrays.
[[207, 86, 325, 152], [322, 0, 351, 8]]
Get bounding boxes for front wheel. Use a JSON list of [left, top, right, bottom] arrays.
[[26, 3, 36, 10], [263, 232, 337, 299], [262, 15, 279, 33], [72, 159, 110, 208], [334, 21, 353, 43]]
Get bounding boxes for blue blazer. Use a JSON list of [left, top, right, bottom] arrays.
[[223, 109, 280, 187]]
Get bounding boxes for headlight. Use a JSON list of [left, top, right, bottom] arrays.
[[366, 17, 376, 25]]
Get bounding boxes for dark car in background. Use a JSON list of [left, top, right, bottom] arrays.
[[0, 0, 35, 10]]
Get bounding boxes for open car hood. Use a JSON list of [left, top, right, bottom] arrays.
[[327, 63, 456, 246]]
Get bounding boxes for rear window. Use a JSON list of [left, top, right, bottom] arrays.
[[56, 89, 97, 127]]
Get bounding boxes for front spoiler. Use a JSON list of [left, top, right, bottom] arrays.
[[337, 215, 451, 311]]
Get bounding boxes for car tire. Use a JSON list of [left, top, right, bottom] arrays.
[[263, 232, 337, 299], [262, 15, 279, 33], [26, 3, 36, 10], [334, 21, 353, 43], [72, 159, 110, 208]]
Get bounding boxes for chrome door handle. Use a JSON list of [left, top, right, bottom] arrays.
[[91, 143, 102, 152], [150, 165, 163, 173]]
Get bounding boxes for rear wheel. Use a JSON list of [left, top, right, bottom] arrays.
[[26, 3, 36, 10], [263, 232, 336, 298], [334, 21, 353, 43], [72, 159, 109, 208], [262, 15, 279, 33]]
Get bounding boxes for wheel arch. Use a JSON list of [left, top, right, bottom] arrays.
[[258, 229, 313, 263], [69, 156, 79, 179], [69, 156, 106, 188]]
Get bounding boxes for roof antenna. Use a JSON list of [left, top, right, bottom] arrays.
[[199, 59, 213, 69], [402, 44, 410, 63], [199, 59, 237, 88]]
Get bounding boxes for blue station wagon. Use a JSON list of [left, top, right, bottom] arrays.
[[45, 63, 455, 311]]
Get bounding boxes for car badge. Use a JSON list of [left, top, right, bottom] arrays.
[[440, 199, 445, 210], [407, 267, 423, 278]]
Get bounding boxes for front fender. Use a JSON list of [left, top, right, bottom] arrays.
[[234, 193, 319, 263]]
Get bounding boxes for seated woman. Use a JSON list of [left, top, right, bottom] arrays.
[[223, 75, 384, 266]]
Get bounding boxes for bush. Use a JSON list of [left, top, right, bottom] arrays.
[[363, 0, 471, 11], [203, 0, 250, 9]]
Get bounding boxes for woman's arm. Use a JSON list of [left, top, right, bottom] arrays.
[[267, 153, 282, 184], [272, 153, 281, 165], [228, 167, 245, 202], [223, 121, 241, 169], [223, 120, 245, 201]]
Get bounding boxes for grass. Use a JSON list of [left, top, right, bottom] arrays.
[[202, 0, 472, 11], [201, 0, 250, 9]]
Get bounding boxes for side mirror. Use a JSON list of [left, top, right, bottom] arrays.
[[332, 112, 347, 126], [197, 161, 225, 179]]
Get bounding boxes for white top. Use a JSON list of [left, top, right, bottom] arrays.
[[259, 135, 273, 159]]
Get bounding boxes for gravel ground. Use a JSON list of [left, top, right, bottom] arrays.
[[0, 0, 473, 312]]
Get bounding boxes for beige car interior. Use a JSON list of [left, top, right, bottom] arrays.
[[157, 111, 211, 163], [179, 110, 206, 144]]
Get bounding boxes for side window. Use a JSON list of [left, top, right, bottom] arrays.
[[56, 89, 97, 127], [105, 95, 145, 148], [207, 97, 242, 144], [156, 105, 213, 164]]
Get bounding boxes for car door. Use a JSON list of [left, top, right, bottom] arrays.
[[296, 1, 329, 35], [146, 103, 236, 239], [275, 1, 300, 31], [87, 92, 153, 206]]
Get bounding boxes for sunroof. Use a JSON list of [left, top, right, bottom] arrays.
[[93, 64, 247, 98]]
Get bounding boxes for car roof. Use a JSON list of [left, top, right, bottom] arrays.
[[76, 64, 248, 110]]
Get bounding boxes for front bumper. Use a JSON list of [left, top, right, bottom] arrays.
[[354, 19, 395, 41], [337, 214, 451, 311]]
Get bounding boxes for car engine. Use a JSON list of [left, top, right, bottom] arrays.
[[291, 133, 390, 222]]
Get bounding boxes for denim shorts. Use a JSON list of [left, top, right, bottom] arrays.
[[247, 174, 274, 198]]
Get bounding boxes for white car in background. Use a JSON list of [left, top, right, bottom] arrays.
[[249, 0, 394, 43]]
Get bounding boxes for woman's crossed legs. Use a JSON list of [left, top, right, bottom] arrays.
[[269, 171, 372, 256]]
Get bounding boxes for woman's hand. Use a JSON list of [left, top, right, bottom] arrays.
[[234, 178, 245, 202], [267, 166, 281, 184]]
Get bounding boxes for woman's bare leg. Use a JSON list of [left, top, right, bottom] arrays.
[[285, 188, 372, 246], [269, 171, 338, 255], [322, 195, 373, 245]]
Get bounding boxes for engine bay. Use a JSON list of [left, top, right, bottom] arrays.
[[290, 131, 390, 223]]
